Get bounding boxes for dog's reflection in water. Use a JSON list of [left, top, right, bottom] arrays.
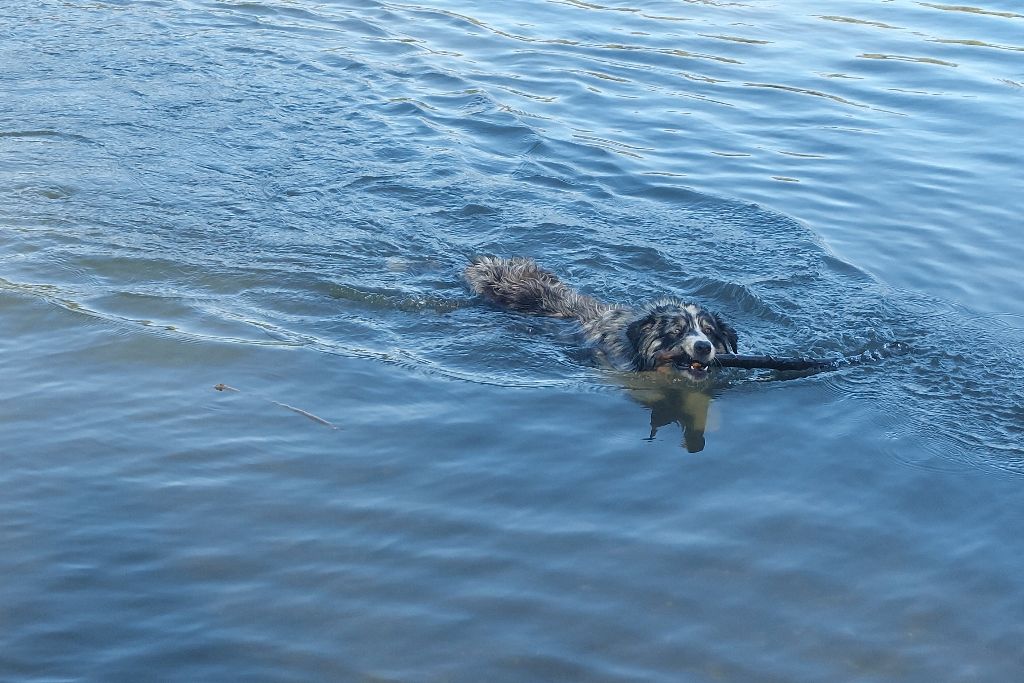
[[618, 373, 715, 452]]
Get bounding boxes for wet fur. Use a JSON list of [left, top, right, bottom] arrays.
[[465, 256, 738, 375]]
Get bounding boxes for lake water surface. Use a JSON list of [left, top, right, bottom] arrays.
[[2, 0, 1023, 681]]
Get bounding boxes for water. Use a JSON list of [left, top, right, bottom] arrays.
[[1, 0, 1022, 680]]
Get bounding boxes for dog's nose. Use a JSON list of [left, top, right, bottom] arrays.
[[693, 340, 713, 357]]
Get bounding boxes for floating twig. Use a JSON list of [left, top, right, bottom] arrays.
[[214, 383, 339, 430]]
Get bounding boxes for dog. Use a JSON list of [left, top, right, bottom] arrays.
[[464, 256, 738, 381]]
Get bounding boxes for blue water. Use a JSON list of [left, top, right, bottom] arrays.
[[2, 0, 1023, 680]]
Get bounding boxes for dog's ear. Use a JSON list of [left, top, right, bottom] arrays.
[[625, 314, 647, 349], [625, 314, 657, 370], [714, 314, 738, 353]]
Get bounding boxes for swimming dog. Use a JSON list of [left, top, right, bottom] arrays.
[[464, 256, 738, 381]]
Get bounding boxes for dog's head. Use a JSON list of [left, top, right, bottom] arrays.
[[625, 299, 738, 380]]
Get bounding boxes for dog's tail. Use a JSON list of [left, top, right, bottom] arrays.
[[464, 256, 607, 322]]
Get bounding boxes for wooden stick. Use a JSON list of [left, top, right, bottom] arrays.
[[714, 342, 908, 372], [214, 383, 339, 429], [713, 353, 835, 371]]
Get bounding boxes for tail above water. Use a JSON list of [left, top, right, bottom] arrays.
[[464, 256, 607, 322]]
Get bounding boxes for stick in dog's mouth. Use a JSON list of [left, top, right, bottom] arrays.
[[654, 350, 711, 379], [680, 360, 709, 378]]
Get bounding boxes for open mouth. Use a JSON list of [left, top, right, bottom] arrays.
[[659, 355, 711, 380], [654, 350, 713, 380], [679, 360, 710, 380]]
